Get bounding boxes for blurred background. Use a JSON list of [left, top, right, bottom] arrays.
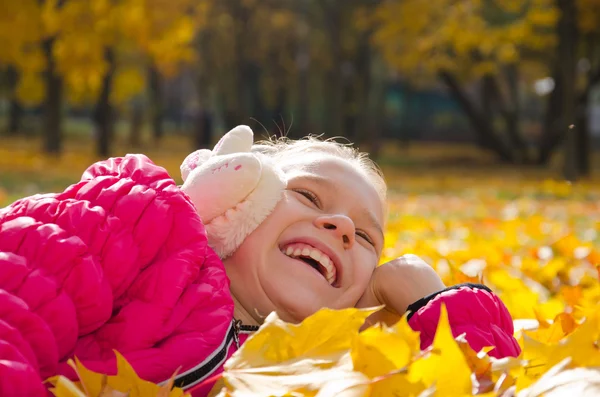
[[1, 0, 600, 322], [1, 0, 600, 196]]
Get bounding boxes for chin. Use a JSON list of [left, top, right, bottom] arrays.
[[271, 295, 324, 324]]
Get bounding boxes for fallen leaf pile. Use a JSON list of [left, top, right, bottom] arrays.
[[214, 304, 600, 397]]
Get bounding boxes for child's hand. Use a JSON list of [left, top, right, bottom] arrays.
[[356, 254, 445, 328]]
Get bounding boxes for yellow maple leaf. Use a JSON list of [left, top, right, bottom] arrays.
[[407, 304, 472, 395], [351, 317, 424, 396], [549, 308, 600, 368], [219, 308, 376, 397], [526, 312, 578, 344], [516, 333, 553, 391], [227, 307, 375, 367], [47, 352, 188, 397], [518, 307, 600, 391], [47, 375, 87, 397], [518, 357, 600, 397]]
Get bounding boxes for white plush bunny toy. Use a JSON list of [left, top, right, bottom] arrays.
[[180, 125, 287, 259]]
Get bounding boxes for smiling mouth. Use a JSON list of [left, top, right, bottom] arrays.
[[280, 243, 337, 285]]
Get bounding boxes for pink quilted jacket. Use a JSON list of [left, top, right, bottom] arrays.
[[0, 154, 234, 396], [0, 155, 519, 397]]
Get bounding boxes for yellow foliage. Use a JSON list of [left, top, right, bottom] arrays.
[[47, 352, 189, 397], [351, 318, 423, 395], [578, 0, 600, 33], [111, 67, 146, 105], [371, 0, 558, 83], [215, 303, 600, 396], [16, 72, 46, 105], [217, 308, 375, 397], [0, 0, 206, 106]]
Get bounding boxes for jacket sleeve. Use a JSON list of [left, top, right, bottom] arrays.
[[0, 154, 234, 395], [406, 283, 521, 359]]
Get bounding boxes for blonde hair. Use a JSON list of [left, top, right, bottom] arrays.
[[252, 136, 387, 205]]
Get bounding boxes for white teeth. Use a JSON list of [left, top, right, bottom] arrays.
[[309, 251, 321, 261], [282, 243, 337, 285]]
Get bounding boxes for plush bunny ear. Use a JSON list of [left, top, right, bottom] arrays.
[[181, 149, 212, 182], [213, 125, 253, 155]]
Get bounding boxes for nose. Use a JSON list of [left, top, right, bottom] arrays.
[[314, 214, 355, 248]]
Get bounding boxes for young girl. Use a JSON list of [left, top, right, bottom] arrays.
[[0, 126, 519, 397]]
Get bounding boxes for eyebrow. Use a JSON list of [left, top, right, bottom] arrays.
[[292, 173, 385, 243]]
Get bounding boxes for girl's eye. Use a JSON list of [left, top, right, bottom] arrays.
[[292, 189, 321, 208], [356, 230, 375, 247]]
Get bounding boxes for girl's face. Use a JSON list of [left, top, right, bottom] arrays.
[[224, 153, 385, 324]]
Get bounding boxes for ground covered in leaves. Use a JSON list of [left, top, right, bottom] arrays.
[[1, 138, 600, 396]]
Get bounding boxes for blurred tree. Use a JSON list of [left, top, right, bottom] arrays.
[[147, 64, 164, 141], [538, 0, 600, 177], [0, 0, 206, 156], [194, 0, 384, 145], [371, 0, 559, 163], [194, 0, 299, 136], [572, 0, 600, 176], [4, 67, 23, 135], [557, 0, 578, 181], [0, 0, 60, 152], [129, 96, 145, 147]]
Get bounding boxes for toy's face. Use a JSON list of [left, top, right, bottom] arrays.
[[224, 153, 384, 324], [182, 151, 265, 223]]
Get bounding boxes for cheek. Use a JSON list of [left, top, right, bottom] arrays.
[[353, 252, 378, 289], [224, 228, 265, 271]]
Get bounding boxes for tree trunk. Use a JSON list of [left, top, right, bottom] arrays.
[[324, 3, 344, 138], [482, 72, 527, 161], [194, 30, 214, 149], [272, 86, 288, 138], [503, 65, 527, 162], [42, 38, 63, 155], [94, 48, 116, 157], [296, 11, 311, 138], [356, 42, 371, 146], [480, 75, 495, 149], [574, 37, 599, 176], [129, 98, 144, 147], [194, 109, 213, 149], [6, 67, 22, 135], [400, 85, 415, 145], [557, 0, 578, 181], [538, 68, 564, 164], [230, 0, 251, 124], [576, 96, 591, 176], [148, 65, 164, 141], [439, 70, 515, 162], [369, 58, 386, 160]]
